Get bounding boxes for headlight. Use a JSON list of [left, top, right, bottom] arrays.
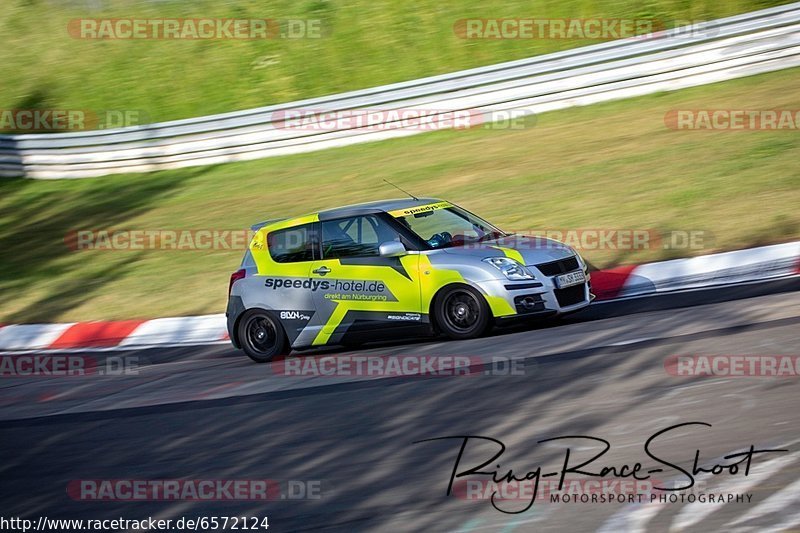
[[482, 257, 536, 280]]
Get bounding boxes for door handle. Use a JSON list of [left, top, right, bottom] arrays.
[[312, 266, 331, 276]]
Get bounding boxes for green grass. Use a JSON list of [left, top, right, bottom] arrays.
[[1, 0, 790, 125], [1, 67, 798, 323]]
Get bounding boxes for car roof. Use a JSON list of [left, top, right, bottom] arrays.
[[316, 197, 444, 221], [253, 198, 447, 232]]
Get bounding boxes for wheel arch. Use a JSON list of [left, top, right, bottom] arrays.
[[428, 281, 492, 331]]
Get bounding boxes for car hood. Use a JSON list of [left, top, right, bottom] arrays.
[[440, 235, 575, 266]]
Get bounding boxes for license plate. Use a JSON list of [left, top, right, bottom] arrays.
[[555, 270, 586, 288]]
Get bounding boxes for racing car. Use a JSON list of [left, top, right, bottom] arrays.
[[227, 198, 592, 361]]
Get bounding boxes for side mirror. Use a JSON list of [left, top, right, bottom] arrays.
[[379, 241, 407, 257]]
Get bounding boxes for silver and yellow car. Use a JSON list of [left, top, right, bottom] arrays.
[[227, 198, 592, 361]]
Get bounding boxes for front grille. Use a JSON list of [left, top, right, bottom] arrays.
[[554, 284, 586, 307], [534, 256, 580, 276]]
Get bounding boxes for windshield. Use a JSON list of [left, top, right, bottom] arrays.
[[393, 205, 506, 249]]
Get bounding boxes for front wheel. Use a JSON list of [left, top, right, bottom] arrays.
[[434, 285, 491, 340], [238, 309, 288, 363]]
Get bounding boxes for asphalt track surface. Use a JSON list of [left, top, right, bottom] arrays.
[[0, 279, 798, 532]]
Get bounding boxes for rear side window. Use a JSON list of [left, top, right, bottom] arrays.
[[268, 224, 317, 263], [321, 215, 401, 259]]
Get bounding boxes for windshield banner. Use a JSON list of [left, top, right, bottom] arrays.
[[388, 201, 453, 218]]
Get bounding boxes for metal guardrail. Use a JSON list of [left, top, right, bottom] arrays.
[[2, 2, 800, 179]]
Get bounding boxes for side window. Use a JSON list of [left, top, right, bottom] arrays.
[[321, 215, 400, 259], [267, 224, 316, 263]]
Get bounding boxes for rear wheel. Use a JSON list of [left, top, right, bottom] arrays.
[[434, 285, 491, 340], [238, 309, 288, 363]]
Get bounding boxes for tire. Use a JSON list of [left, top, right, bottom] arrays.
[[434, 285, 491, 340], [237, 309, 288, 363]]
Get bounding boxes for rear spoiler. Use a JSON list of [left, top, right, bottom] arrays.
[[250, 218, 286, 231]]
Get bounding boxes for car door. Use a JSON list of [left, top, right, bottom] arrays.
[[308, 213, 423, 345]]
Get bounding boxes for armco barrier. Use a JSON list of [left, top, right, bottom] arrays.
[[1, 3, 800, 179], [0, 242, 797, 351]]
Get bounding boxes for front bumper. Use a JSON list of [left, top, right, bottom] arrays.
[[477, 270, 592, 319]]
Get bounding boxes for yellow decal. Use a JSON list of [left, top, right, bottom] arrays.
[[251, 231, 265, 251], [312, 305, 348, 346], [491, 246, 525, 265], [484, 294, 517, 317]]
